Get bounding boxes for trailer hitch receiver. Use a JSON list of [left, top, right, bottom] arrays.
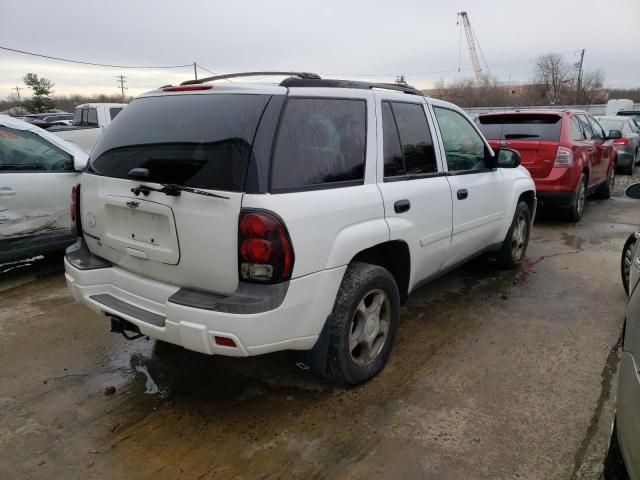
[[109, 315, 144, 341]]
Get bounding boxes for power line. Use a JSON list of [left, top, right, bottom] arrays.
[[324, 50, 584, 79], [0, 45, 192, 69]]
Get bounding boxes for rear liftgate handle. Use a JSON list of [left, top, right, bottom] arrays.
[[394, 199, 411, 214], [457, 189, 469, 200]]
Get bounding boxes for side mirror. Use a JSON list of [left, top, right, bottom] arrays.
[[626, 183, 640, 200], [73, 153, 88, 171], [607, 129, 622, 140], [494, 148, 521, 168]]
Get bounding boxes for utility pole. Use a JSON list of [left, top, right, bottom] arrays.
[[193, 62, 198, 81], [116, 75, 127, 101], [575, 49, 585, 104], [14, 86, 23, 105]]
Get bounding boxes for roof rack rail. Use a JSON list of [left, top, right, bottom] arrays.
[[181, 71, 321, 86], [279, 77, 424, 96]]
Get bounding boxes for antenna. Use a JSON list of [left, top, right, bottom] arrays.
[[498, 75, 511, 143]]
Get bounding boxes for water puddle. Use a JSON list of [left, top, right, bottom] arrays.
[[134, 365, 159, 394]]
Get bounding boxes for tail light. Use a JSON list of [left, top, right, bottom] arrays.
[[613, 138, 628, 146], [238, 210, 294, 283], [70, 183, 82, 236], [554, 146, 573, 167]]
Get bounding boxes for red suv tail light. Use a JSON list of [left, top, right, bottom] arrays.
[[554, 146, 573, 167], [70, 183, 82, 236], [613, 138, 628, 146], [238, 210, 294, 283]]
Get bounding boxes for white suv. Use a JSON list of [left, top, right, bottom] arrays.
[[64, 72, 536, 385]]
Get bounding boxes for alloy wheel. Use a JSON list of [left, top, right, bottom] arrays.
[[577, 181, 586, 217], [623, 239, 636, 293], [511, 212, 529, 261], [349, 289, 391, 367]]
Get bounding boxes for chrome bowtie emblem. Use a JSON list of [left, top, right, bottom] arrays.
[[126, 200, 140, 209]]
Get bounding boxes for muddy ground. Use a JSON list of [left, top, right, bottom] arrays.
[[1, 172, 638, 480]]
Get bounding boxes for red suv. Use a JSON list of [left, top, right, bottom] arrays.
[[476, 110, 618, 221]]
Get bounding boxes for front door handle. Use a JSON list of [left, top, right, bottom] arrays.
[[394, 199, 411, 214], [457, 189, 468, 200], [0, 187, 16, 197]]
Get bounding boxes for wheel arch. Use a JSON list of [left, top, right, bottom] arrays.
[[349, 240, 411, 305]]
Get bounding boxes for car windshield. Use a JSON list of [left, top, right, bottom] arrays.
[[476, 113, 562, 141]]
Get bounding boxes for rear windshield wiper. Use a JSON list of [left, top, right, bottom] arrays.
[[131, 183, 229, 200], [504, 133, 540, 139]]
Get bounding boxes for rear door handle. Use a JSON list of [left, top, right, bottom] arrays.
[[0, 187, 16, 197], [457, 189, 468, 200], [394, 199, 411, 214]]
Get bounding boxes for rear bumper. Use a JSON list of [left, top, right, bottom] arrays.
[[531, 166, 580, 208], [616, 148, 635, 167], [616, 352, 640, 480], [64, 245, 345, 357], [536, 190, 576, 209]]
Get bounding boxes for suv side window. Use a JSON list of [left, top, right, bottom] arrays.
[[390, 102, 438, 176], [382, 101, 437, 178], [87, 108, 98, 126], [587, 116, 604, 139], [381, 102, 404, 177], [0, 126, 73, 172], [578, 115, 594, 140], [433, 106, 487, 172], [271, 98, 366, 191], [570, 116, 584, 140]]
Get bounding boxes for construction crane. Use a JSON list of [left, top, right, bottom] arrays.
[[457, 11, 491, 82]]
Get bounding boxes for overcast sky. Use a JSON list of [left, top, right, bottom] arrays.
[[1, 0, 639, 99]]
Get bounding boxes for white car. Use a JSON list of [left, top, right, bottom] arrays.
[[0, 115, 88, 263], [64, 72, 536, 385]]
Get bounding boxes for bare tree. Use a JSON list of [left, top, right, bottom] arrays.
[[534, 53, 572, 104], [579, 69, 605, 103]]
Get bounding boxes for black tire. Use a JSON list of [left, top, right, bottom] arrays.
[[604, 420, 630, 480], [566, 174, 588, 222], [495, 200, 531, 269], [597, 164, 616, 199], [325, 262, 400, 386], [621, 233, 638, 295]]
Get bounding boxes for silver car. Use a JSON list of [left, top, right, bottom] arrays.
[[605, 182, 640, 479], [596, 116, 640, 175]]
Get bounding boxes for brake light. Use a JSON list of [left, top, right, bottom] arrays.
[[70, 183, 82, 236], [238, 210, 294, 282], [162, 85, 212, 92], [554, 146, 573, 167], [613, 138, 628, 145]]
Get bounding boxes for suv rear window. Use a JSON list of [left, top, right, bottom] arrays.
[[89, 94, 271, 192], [270, 98, 366, 191], [476, 114, 562, 142]]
